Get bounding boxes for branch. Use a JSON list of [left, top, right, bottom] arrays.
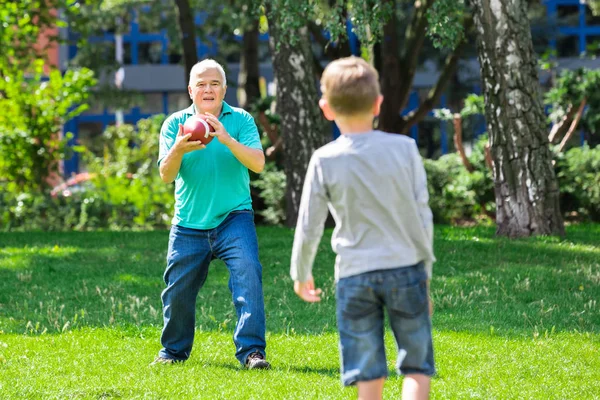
[[484, 143, 493, 170], [400, 39, 467, 133], [396, 0, 435, 112], [558, 98, 587, 152], [548, 103, 576, 143], [258, 111, 279, 145], [452, 114, 474, 173]]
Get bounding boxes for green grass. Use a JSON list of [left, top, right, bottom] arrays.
[[0, 225, 599, 399]]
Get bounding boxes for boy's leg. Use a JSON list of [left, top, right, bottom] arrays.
[[159, 225, 213, 361], [212, 210, 267, 366], [384, 263, 435, 399], [336, 273, 387, 387], [402, 374, 430, 400], [357, 378, 385, 400]]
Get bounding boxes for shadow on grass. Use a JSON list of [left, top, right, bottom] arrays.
[[0, 225, 598, 338]]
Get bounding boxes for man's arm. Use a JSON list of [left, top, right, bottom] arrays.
[[224, 139, 265, 173], [204, 113, 265, 173], [159, 123, 205, 183]]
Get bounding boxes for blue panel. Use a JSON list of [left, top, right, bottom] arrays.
[[332, 122, 341, 139], [163, 92, 169, 114], [439, 94, 448, 155]]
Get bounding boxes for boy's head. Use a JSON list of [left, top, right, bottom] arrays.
[[319, 56, 383, 121]]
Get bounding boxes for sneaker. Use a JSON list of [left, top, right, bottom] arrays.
[[245, 351, 271, 370], [150, 356, 182, 366]]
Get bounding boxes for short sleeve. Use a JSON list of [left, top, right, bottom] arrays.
[[158, 117, 178, 166], [237, 112, 262, 150]]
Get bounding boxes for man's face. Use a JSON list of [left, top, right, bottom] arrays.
[[188, 67, 227, 115]]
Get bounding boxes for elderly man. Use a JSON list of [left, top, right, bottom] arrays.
[[153, 59, 269, 369]]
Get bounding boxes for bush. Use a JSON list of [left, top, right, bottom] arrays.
[[81, 116, 175, 229], [555, 144, 600, 221], [251, 162, 286, 225], [423, 135, 495, 224]]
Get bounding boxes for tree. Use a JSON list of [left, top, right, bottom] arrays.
[[0, 1, 95, 193], [468, 0, 564, 237], [265, 4, 329, 226]]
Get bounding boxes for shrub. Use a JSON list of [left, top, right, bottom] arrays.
[[555, 144, 600, 221], [251, 162, 286, 225]]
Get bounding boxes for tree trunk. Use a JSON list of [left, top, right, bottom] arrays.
[[470, 0, 564, 237], [378, 0, 402, 132], [238, 19, 261, 109], [267, 17, 329, 227], [174, 0, 198, 83]]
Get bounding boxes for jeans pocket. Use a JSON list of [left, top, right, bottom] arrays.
[[387, 279, 427, 318], [337, 283, 380, 333]]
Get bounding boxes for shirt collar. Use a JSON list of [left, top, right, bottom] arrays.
[[184, 101, 233, 117]]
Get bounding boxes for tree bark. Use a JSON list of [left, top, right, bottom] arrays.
[[470, 0, 564, 237], [267, 16, 329, 227], [174, 0, 198, 83], [379, 0, 402, 132], [238, 18, 261, 109]]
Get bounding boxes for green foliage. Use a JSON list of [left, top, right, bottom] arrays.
[[0, 63, 96, 193], [426, 0, 467, 49], [0, 0, 75, 72], [424, 154, 478, 223], [251, 163, 286, 225], [82, 116, 175, 229], [544, 67, 600, 142], [554, 144, 600, 221]]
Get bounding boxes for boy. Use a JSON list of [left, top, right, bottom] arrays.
[[290, 56, 435, 400]]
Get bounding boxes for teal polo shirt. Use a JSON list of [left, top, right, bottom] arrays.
[[158, 102, 263, 229]]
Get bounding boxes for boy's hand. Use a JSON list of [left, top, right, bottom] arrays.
[[294, 278, 322, 303]]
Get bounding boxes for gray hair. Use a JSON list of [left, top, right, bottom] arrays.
[[189, 59, 227, 87]]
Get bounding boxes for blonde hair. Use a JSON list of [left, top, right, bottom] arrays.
[[189, 59, 227, 87], [320, 56, 380, 116]]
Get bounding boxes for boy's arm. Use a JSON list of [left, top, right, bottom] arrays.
[[412, 142, 434, 279], [290, 155, 330, 301]]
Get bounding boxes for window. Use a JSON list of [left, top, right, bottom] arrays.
[[77, 122, 104, 156], [585, 6, 600, 25], [140, 93, 165, 114], [585, 36, 600, 56], [557, 35, 580, 57], [138, 42, 164, 64], [168, 92, 191, 113], [557, 5, 580, 27]]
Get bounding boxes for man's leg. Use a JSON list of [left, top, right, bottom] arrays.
[[158, 225, 212, 361], [212, 211, 267, 366]]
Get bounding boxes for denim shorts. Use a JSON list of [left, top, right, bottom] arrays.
[[336, 262, 435, 386]]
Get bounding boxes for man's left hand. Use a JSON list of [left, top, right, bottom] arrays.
[[204, 113, 234, 146]]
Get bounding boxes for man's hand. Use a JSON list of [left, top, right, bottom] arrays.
[[173, 123, 205, 155], [294, 277, 322, 303], [204, 113, 234, 146]]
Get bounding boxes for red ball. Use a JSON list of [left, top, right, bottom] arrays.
[[183, 114, 216, 144]]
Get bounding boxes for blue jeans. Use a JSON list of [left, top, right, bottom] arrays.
[[158, 210, 266, 365], [336, 262, 435, 386]]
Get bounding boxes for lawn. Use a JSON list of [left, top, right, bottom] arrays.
[[0, 224, 599, 399]]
